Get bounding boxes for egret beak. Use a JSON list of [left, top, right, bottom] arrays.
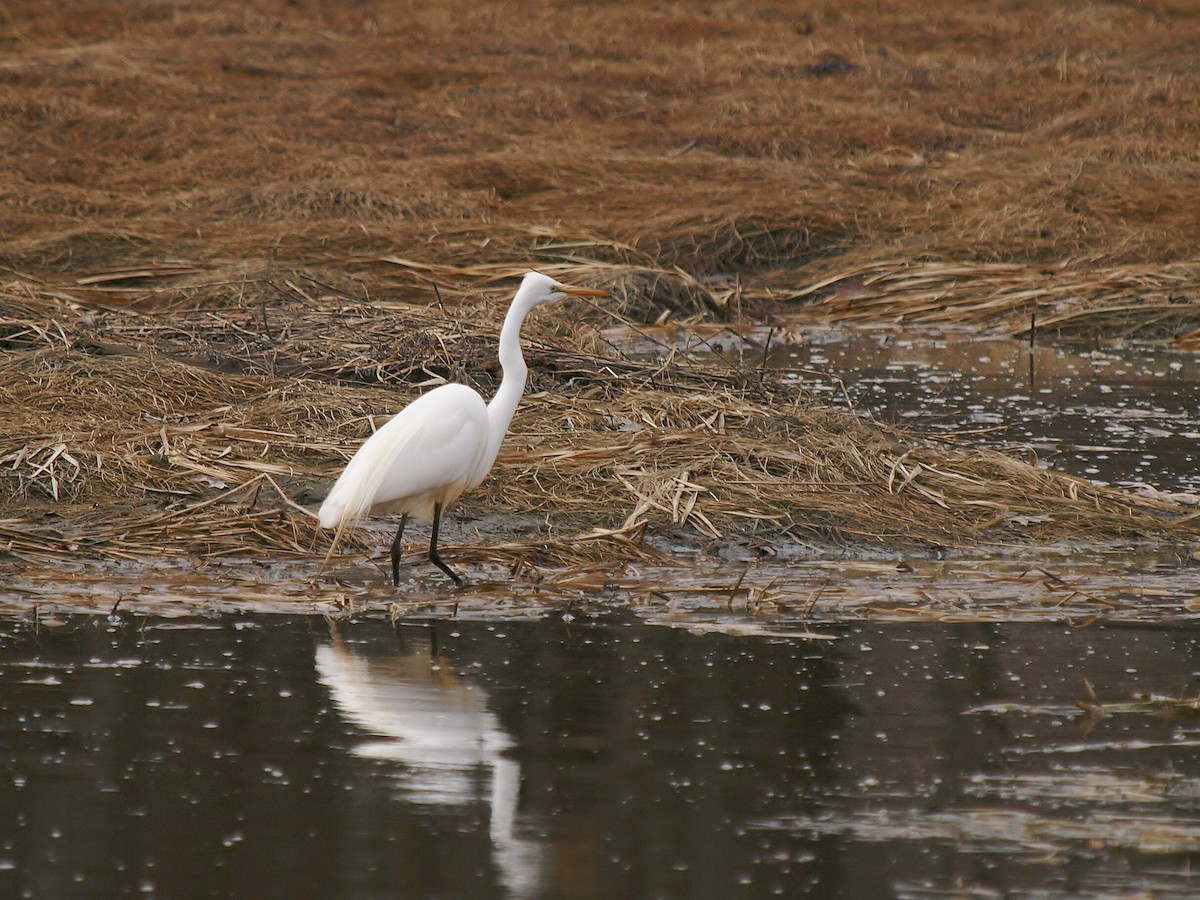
[[558, 285, 609, 298]]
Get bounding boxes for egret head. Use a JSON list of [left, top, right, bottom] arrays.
[[518, 270, 608, 306]]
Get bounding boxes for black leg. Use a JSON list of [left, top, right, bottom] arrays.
[[428, 502, 464, 586], [390, 514, 408, 587]]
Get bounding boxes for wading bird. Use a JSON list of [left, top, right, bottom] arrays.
[[319, 271, 607, 586]]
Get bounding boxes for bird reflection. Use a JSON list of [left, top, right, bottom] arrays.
[[316, 624, 541, 898]]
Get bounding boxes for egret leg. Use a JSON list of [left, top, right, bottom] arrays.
[[390, 514, 408, 587], [428, 502, 464, 586]]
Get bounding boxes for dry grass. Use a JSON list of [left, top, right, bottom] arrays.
[[3, 0, 1200, 579], [778, 259, 1200, 339], [3, 262, 1198, 575], [3, 0, 1200, 316]]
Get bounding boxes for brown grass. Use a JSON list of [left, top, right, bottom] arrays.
[[3, 262, 1198, 575], [3, 0, 1200, 579], [781, 259, 1200, 339], [3, 2, 1200, 300]]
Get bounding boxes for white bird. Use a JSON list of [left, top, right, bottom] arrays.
[[319, 271, 608, 585]]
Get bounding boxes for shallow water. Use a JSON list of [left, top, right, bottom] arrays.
[[9, 541, 1200, 626], [626, 324, 1200, 496], [793, 329, 1200, 496], [3, 614, 1200, 899]]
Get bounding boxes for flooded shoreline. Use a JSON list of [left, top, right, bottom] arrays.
[[6, 3, 1200, 895], [615, 324, 1200, 497], [5, 540, 1199, 631], [5, 328, 1199, 898], [6, 325, 1199, 623]]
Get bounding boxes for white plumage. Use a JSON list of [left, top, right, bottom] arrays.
[[319, 271, 608, 585], [318, 384, 490, 529]]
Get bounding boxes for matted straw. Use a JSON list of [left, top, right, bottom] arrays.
[[2, 265, 1198, 578]]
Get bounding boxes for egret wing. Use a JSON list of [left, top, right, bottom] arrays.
[[319, 384, 489, 528]]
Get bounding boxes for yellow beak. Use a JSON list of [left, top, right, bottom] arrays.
[[559, 284, 609, 298]]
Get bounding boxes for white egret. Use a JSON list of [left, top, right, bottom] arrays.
[[318, 271, 608, 585]]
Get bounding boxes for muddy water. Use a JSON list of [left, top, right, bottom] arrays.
[[3, 614, 1200, 898]]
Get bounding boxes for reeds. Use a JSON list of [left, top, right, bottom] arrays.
[[4, 0, 1200, 289], [3, 0, 1200, 582], [780, 258, 1200, 339], [3, 266, 1198, 574]]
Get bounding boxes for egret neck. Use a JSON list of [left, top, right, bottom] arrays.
[[474, 288, 538, 484]]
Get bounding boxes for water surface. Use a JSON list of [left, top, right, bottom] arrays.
[[621, 324, 1200, 496], [4, 614, 1200, 898]]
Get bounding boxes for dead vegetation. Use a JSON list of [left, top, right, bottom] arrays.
[[3, 1, 1200, 583], [3, 260, 1198, 578], [781, 259, 1200, 340], [3, 0, 1200, 313], [1077, 679, 1200, 727]]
